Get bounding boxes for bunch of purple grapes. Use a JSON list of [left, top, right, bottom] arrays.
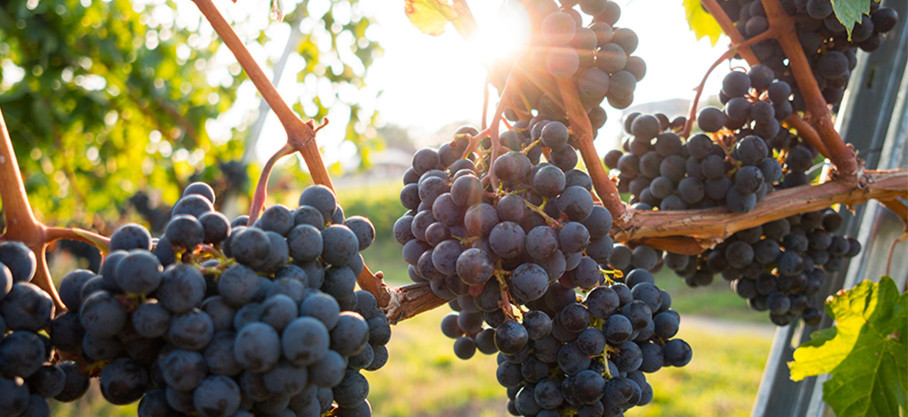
[[395, 118, 691, 416], [3, 182, 389, 417], [715, 0, 899, 110], [0, 241, 90, 416]]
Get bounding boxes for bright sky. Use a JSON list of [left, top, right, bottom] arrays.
[[227, 0, 734, 167], [363, 1, 733, 155]]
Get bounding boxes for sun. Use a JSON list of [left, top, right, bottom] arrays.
[[466, 1, 532, 68]]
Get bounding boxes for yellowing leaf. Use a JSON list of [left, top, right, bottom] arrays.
[[404, 0, 474, 37], [788, 277, 908, 417], [682, 0, 723, 46]]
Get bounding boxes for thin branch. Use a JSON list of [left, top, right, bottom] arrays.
[[885, 232, 908, 277], [489, 64, 521, 189], [613, 169, 908, 246], [43, 227, 111, 252], [785, 113, 830, 157], [33, 244, 64, 311], [191, 0, 308, 136], [0, 109, 40, 233], [247, 144, 294, 226], [682, 29, 778, 137], [357, 266, 391, 308], [385, 282, 450, 325], [878, 198, 908, 231]]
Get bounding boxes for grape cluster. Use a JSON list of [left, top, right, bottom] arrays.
[[717, 0, 899, 110], [604, 67, 827, 213], [396, 118, 691, 416], [7, 183, 388, 416], [664, 208, 860, 325], [493, 0, 644, 130], [1, 241, 90, 417], [496, 269, 691, 417]]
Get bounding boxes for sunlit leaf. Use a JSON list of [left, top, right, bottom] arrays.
[[788, 277, 908, 417], [404, 0, 460, 36], [682, 0, 723, 46]]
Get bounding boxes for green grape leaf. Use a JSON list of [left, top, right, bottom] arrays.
[[682, 0, 723, 46], [831, 0, 875, 40], [788, 277, 908, 417], [404, 0, 463, 36]]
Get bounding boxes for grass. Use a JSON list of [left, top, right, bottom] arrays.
[[366, 307, 774, 417]]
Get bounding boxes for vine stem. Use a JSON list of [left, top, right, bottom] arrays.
[[612, 169, 907, 246], [681, 29, 778, 137], [0, 109, 64, 310], [760, 0, 857, 175], [489, 61, 523, 190], [785, 113, 830, 157], [885, 232, 908, 278], [191, 0, 391, 306], [247, 144, 294, 226], [554, 77, 628, 223], [699, 0, 847, 167]]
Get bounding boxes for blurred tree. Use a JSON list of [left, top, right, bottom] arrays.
[[0, 0, 381, 230]]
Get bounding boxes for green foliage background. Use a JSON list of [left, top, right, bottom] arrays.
[[0, 0, 381, 230]]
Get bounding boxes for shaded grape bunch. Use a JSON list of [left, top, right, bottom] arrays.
[[39, 182, 388, 416], [491, 0, 644, 135], [714, 0, 899, 111], [605, 110, 780, 214], [664, 208, 860, 326], [0, 241, 87, 417], [496, 270, 690, 417]]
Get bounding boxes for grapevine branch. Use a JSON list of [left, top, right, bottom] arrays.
[[0, 109, 111, 311], [759, 0, 858, 175], [612, 169, 907, 244], [191, 0, 391, 306], [700, 0, 857, 174]]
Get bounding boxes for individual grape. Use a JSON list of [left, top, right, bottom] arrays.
[[0, 241, 37, 283], [168, 309, 214, 351], [99, 357, 149, 405], [155, 264, 206, 313], [183, 181, 216, 203], [697, 107, 727, 132], [497, 194, 527, 223], [541, 12, 577, 45], [193, 376, 241, 417], [110, 223, 153, 251], [608, 79, 637, 111], [321, 225, 360, 266], [172, 194, 214, 219], [612, 28, 639, 54], [298, 185, 338, 220], [495, 321, 529, 354], [511, 263, 549, 303], [456, 248, 494, 286], [234, 322, 281, 373], [722, 71, 751, 97], [532, 165, 567, 198], [663, 339, 692, 366]]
